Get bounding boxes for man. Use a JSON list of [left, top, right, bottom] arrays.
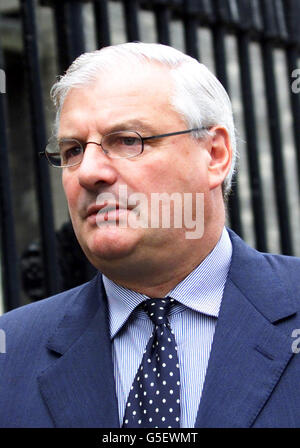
[[0, 42, 300, 428]]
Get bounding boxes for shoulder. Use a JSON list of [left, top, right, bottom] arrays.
[[261, 250, 300, 273], [228, 228, 300, 269], [228, 228, 300, 295], [261, 251, 300, 296], [0, 278, 97, 342]]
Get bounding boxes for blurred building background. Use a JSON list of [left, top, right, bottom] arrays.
[[0, 0, 299, 313]]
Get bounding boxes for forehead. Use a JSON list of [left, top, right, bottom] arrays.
[[58, 63, 185, 137]]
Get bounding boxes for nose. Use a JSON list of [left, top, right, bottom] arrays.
[[77, 142, 118, 190]]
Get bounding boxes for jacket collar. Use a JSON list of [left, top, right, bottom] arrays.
[[226, 229, 297, 323]]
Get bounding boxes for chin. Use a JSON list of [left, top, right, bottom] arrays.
[[82, 225, 142, 263]]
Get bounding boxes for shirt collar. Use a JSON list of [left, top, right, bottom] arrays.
[[103, 227, 232, 339]]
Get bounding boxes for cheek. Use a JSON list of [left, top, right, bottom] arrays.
[[62, 174, 78, 209], [132, 156, 177, 191]]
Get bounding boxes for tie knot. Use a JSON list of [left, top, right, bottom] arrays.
[[143, 297, 174, 325]]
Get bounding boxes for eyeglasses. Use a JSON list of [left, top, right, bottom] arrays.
[[41, 127, 206, 168]]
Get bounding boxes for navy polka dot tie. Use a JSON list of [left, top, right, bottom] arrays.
[[122, 297, 181, 428]]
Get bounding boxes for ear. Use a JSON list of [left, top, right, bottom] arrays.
[[207, 126, 232, 191]]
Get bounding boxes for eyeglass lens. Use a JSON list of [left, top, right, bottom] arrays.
[[45, 131, 143, 167]]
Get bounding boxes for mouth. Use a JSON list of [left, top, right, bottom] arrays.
[[86, 202, 130, 216], [85, 202, 136, 224]]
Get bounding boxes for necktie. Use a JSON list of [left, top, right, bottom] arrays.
[[122, 297, 181, 428]]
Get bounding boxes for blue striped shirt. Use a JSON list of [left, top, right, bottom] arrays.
[[103, 227, 232, 427]]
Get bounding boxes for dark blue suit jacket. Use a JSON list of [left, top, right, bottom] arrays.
[[1, 229, 300, 427]]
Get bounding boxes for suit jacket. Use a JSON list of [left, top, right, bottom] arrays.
[[1, 229, 300, 428]]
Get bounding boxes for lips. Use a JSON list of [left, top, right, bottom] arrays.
[[86, 202, 130, 218], [85, 201, 139, 226]]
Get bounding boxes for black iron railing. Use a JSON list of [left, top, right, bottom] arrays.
[[0, 0, 299, 311]]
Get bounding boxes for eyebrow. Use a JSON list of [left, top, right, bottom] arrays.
[[58, 120, 158, 142], [105, 120, 158, 135]]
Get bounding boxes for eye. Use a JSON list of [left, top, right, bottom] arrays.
[[107, 133, 140, 147], [59, 140, 83, 163], [120, 136, 140, 146], [102, 131, 142, 158], [64, 146, 81, 160]]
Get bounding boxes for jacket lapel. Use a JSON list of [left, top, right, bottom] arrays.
[[195, 230, 297, 428], [38, 275, 120, 428]]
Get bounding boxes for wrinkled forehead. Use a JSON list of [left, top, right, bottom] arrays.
[[74, 60, 173, 95], [56, 61, 176, 132], [57, 62, 184, 138]]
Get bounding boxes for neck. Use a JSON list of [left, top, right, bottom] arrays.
[[100, 224, 225, 297]]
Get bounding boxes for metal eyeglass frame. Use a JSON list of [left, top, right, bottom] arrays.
[[40, 127, 207, 168]]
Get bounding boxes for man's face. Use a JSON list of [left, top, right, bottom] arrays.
[[60, 63, 215, 275]]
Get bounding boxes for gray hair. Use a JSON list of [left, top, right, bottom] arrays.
[[51, 42, 237, 197]]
